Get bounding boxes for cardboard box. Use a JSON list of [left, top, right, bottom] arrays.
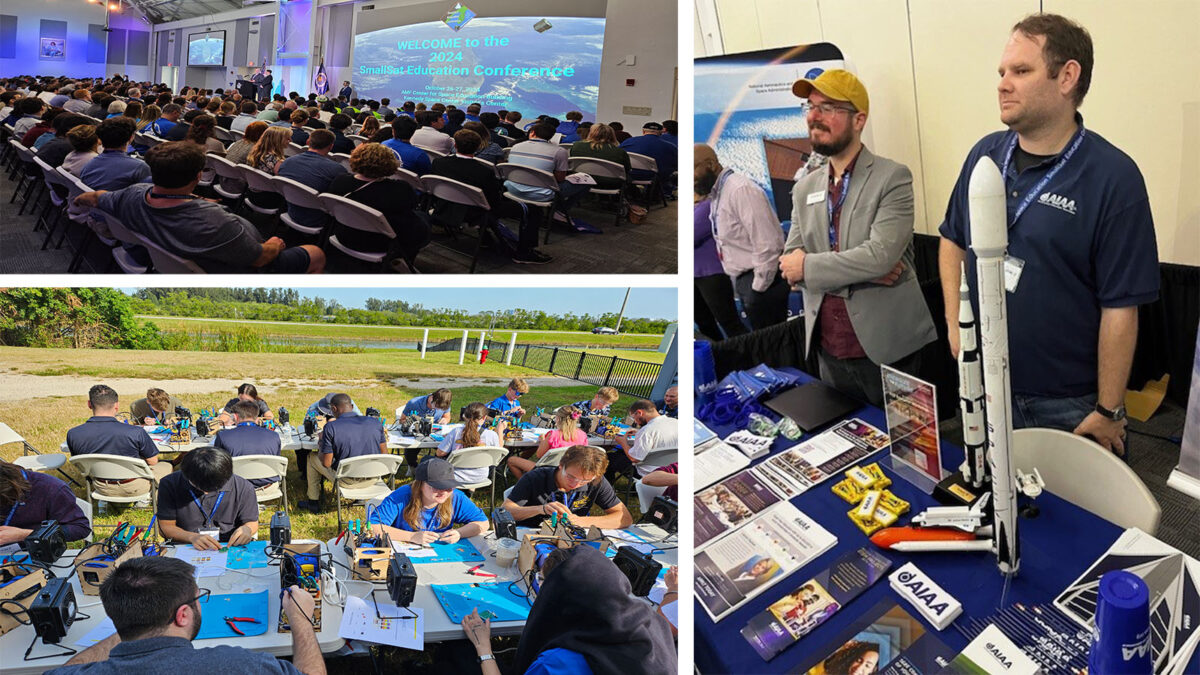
[[0, 563, 49, 636], [74, 541, 143, 596], [350, 545, 391, 582], [278, 542, 322, 633]]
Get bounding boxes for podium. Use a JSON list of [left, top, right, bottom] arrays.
[[235, 79, 259, 100]]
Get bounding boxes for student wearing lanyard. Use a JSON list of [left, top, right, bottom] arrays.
[[0, 461, 91, 551], [694, 143, 788, 331], [778, 69, 936, 407], [367, 458, 489, 545], [938, 14, 1158, 456], [503, 445, 631, 529], [157, 447, 259, 551]]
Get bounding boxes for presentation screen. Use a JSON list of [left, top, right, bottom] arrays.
[[353, 16, 604, 119], [187, 30, 226, 67]]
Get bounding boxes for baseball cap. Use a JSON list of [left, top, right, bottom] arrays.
[[791, 69, 869, 115], [316, 393, 336, 416], [642, 122, 664, 131], [415, 457, 458, 491]]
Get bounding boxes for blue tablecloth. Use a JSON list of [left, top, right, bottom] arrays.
[[695, 369, 1199, 674]]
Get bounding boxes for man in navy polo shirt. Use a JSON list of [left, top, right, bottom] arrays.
[[78, 117, 150, 191], [213, 400, 282, 495], [939, 14, 1158, 456], [382, 116, 433, 175], [299, 393, 387, 513], [620, 121, 678, 188], [66, 384, 173, 499], [157, 447, 259, 550], [400, 388, 453, 424], [278, 129, 348, 231]]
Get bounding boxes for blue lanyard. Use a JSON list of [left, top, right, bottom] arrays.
[[826, 170, 852, 250], [555, 489, 579, 507], [191, 491, 225, 528], [999, 124, 1086, 227], [708, 169, 734, 244], [236, 421, 257, 428], [2, 470, 27, 527]]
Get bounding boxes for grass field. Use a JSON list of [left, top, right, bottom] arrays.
[[142, 316, 664, 349]]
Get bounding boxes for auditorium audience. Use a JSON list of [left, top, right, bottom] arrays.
[[505, 121, 590, 241], [304, 106, 326, 129], [230, 100, 259, 133], [464, 121, 504, 164], [278, 129, 347, 230], [569, 123, 632, 190], [288, 109, 311, 145], [105, 99, 126, 118], [215, 100, 236, 128], [150, 103, 181, 137], [412, 110, 454, 154], [185, 113, 224, 153], [20, 107, 59, 148], [327, 141, 427, 265], [382, 116, 432, 175], [62, 124, 100, 175], [63, 88, 92, 114], [79, 118, 150, 190], [73, 141, 324, 273], [620, 121, 678, 185], [249, 125, 290, 174], [359, 115, 381, 140], [443, 108, 466, 136], [609, 120, 631, 143], [12, 96, 45, 137], [328, 113, 356, 154], [223, 120, 266, 165]]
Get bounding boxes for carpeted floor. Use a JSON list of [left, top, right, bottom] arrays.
[[0, 164, 677, 275]]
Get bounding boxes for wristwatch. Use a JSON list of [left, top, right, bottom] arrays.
[[478, 654, 495, 664], [1095, 403, 1127, 421]]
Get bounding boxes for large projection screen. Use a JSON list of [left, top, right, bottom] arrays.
[[353, 2, 605, 119], [187, 30, 226, 67]]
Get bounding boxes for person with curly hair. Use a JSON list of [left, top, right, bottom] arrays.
[[326, 141, 427, 266], [821, 640, 880, 675]]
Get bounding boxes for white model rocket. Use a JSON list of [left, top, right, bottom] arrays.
[[968, 156, 1020, 576], [957, 262, 987, 489]]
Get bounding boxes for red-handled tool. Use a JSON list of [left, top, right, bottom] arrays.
[[224, 616, 261, 636], [467, 564, 496, 578]]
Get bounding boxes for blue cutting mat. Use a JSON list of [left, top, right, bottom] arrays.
[[195, 589, 270, 639], [431, 582, 532, 623], [226, 541, 270, 569], [407, 539, 485, 565]]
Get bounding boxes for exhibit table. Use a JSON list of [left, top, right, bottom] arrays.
[[0, 540, 344, 675], [327, 524, 678, 643], [694, 369, 1200, 674]]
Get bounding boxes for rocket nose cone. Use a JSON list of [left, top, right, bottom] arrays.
[[968, 156, 1008, 253]]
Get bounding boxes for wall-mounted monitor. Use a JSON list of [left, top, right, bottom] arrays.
[[187, 30, 226, 66]]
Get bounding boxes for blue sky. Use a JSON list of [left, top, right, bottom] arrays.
[[125, 288, 678, 320]]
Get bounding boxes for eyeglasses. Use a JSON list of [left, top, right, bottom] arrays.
[[801, 101, 857, 117], [190, 588, 211, 606], [559, 469, 594, 486]]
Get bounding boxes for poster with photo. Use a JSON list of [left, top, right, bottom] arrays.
[[750, 418, 890, 498], [695, 469, 782, 549], [881, 365, 943, 488], [695, 502, 837, 622], [40, 38, 65, 60], [800, 599, 956, 675]]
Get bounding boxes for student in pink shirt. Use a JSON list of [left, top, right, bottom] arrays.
[[507, 406, 588, 479]]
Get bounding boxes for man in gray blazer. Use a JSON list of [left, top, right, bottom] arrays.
[[778, 70, 936, 407]]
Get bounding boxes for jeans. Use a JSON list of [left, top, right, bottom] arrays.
[[817, 347, 922, 409], [1012, 392, 1129, 462]]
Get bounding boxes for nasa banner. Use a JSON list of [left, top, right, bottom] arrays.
[[314, 61, 329, 96], [1168, 328, 1200, 500]]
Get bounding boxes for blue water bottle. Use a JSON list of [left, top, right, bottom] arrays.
[[1088, 570, 1152, 674], [695, 340, 718, 407]]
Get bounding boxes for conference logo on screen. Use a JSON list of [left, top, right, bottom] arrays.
[[443, 4, 476, 31]]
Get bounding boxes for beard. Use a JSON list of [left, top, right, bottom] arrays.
[[190, 604, 202, 640], [810, 123, 854, 157], [694, 167, 718, 196]]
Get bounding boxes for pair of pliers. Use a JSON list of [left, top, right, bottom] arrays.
[[467, 564, 496, 578], [224, 616, 260, 636]]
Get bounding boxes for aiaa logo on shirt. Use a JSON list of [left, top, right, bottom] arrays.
[[1038, 192, 1077, 215]]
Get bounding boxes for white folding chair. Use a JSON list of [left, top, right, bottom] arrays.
[[239, 165, 283, 216], [58, 168, 117, 273], [635, 480, 669, 514], [627, 152, 668, 208], [420, 174, 493, 273], [9, 140, 42, 215], [568, 156, 628, 227], [474, 156, 501, 178], [68, 454, 159, 513], [270, 175, 328, 237], [346, 134, 368, 147], [333, 454, 404, 531], [232, 455, 290, 512], [445, 445, 508, 512], [330, 152, 353, 172], [534, 446, 568, 468], [206, 153, 247, 200], [285, 142, 305, 157], [1012, 428, 1161, 533], [213, 126, 233, 143], [230, 128, 245, 142], [33, 156, 72, 252], [498, 163, 559, 244], [317, 193, 399, 270], [138, 232, 208, 274], [391, 167, 424, 193], [77, 498, 94, 543], [1, 422, 80, 485], [91, 207, 151, 274]]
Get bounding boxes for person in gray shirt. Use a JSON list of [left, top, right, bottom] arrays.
[[73, 141, 324, 274], [46, 557, 325, 675]]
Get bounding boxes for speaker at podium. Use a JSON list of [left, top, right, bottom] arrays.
[[235, 79, 258, 100]]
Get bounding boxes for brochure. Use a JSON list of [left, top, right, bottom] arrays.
[[750, 418, 889, 499]]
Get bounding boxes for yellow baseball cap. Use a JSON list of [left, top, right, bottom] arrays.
[[792, 69, 869, 115]]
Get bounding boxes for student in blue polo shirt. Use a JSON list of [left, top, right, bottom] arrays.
[[66, 384, 173, 499], [487, 377, 528, 418], [299, 393, 387, 513], [619, 121, 678, 186], [382, 116, 433, 175], [277, 129, 349, 231], [367, 457, 488, 545], [397, 388, 453, 474], [212, 400, 282, 494], [156, 447, 259, 550], [217, 383, 272, 425], [938, 14, 1158, 457], [78, 117, 150, 191]]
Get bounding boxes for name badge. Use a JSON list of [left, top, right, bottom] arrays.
[[1003, 255, 1025, 293], [199, 528, 220, 541], [806, 190, 826, 205]]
